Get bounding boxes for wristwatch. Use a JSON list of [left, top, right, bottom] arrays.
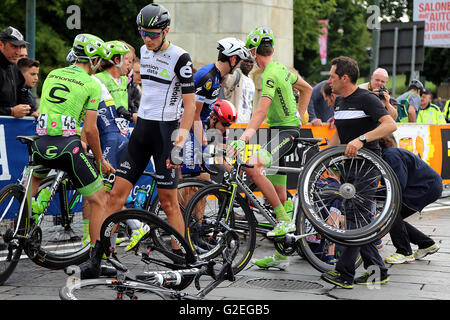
[[359, 135, 367, 145]]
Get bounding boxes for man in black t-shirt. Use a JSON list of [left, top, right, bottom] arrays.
[[321, 56, 397, 289]]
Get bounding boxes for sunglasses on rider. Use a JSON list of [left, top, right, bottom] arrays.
[[220, 121, 232, 127], [138, 29, 164, 40]]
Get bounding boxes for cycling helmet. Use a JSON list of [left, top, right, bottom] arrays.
[[136, 3, 171, 30], [408, 79, 424, 94], [104, 40, 131, 73], [246, 27, 274, 50], [213, 99, 237, 124], [66, 48, 77, 66], [105, 40, 130, 59], [217, 37, 251, 61], [72, 34, 108, 70]]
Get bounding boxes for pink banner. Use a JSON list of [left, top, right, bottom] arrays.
[[318, 19, 329, 65]]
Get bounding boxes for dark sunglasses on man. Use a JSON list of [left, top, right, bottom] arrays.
[[138, 28, 164, 40]]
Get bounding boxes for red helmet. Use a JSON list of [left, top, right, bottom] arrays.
[[213, 99, 237, 124]]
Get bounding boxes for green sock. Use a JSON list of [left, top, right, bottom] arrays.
[[83, 219, 90, 240], [283, 200, 294, 219], [274, 250, 287, 260], [274, 204, 291, 222]]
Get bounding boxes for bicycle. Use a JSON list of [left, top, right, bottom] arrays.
[[60, 209, 239, 300], [0, 136, 90, 285], [184, 138, 400, 274]]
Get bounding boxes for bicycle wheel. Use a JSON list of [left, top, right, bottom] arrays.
[[60, 278, 168, 300], [296, 209, 362, 273], [325, 160, 402, 246], [29, 176, 89, 269], [184, 184, 256, 275], [298, 145, 400, 246], [100, 209, 196, 290], [148, 177, 213, 218], [246, 183, 299, 255], [0, 184, 28, 285]]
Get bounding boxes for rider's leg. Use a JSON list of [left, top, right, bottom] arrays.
[[106, 176, 133, 217], [245, 156, 289, 221], [157, 187, 185, 251], [83, 187, 107, 244]]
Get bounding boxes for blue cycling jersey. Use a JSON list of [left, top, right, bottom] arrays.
[[91, 76, 122, 137], [194, 64, 222, 123]]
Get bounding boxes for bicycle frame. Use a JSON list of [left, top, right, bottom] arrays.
[[226, 139, 323, 229], [10, 144, 77, 241]]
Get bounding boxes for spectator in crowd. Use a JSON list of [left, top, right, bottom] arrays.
[[320, 82, 337, 129], [125, 45, 141, 114], [19, 46, 27, 59], [222, 58, 255, 123], [443, 98, 450, 123], [132, 57, 142, 93], [17, 57, 39, 118], [396, 79, 423, 123], [307, 79, 334, 126], [433, 97, 444, 111], [416, 88, 446, 124], [0, 26, 32, 118], [359, 68, 398, 120], [380, 135, 441, 264]]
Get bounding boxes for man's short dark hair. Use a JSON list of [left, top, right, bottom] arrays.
[[330, 56, 359, 84], [321, 82, 332, 97], [256, 44, 274, 57], [17, 58, 40, 71]]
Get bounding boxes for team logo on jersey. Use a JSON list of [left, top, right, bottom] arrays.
[[180, 61, 193, 78], [90, 98, 96, 103], [205, 79, 212, 90], [159, 69, 170, 79], [51, 121, 57, 127], [72, 147, 79, 154], [266, 79, 275, 88], [47, 83, 70, 104]]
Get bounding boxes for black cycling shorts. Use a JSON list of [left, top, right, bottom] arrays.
[[115, 118, 179, 189], [31, 135, 103, 196], [259, 126, 300, 168]]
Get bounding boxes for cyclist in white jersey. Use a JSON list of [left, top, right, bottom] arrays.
[[106, 3, 196, 247]]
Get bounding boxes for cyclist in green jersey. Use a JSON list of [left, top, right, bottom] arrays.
[[229, 27, 313, 269], [33, 34, 114, 279], [96, 40, 136, 131]]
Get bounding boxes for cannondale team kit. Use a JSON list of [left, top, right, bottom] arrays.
[[115, 43, 196, 189]]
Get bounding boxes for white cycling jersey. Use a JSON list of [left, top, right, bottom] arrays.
[[138, 43, 196, 121]]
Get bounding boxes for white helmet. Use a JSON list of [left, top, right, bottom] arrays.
[[217, 37, 251, 60]]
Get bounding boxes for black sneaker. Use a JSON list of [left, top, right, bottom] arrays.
[[354, 272, 389, 285], [321, 270, 354, 289]]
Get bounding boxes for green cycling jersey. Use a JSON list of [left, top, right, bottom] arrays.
[[94, 71, 129, 110], [260, 61, 300, 127], [37, 65, 101, 136]]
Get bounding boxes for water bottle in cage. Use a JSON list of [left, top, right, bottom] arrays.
[[134, 186, 147, 209]]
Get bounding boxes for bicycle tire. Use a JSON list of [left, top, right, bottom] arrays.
[[298, 145, 400, 246], [0, 184, 28, 285], [29, 176, 89, 269], [184, 184, 256, 275], [323, 160, 402, 246], [246, 182, 299, 255], [148, 177, 213, 216], [60, 277, 167, 300], [100, 209, 196, 290], [296, 209, 362, 273]]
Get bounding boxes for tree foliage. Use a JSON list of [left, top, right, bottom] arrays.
[[0, 0, 151, 94], [293, 0, 372, 84]]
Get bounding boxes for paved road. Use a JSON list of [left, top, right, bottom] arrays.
[[0, 198, 449, 302]]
